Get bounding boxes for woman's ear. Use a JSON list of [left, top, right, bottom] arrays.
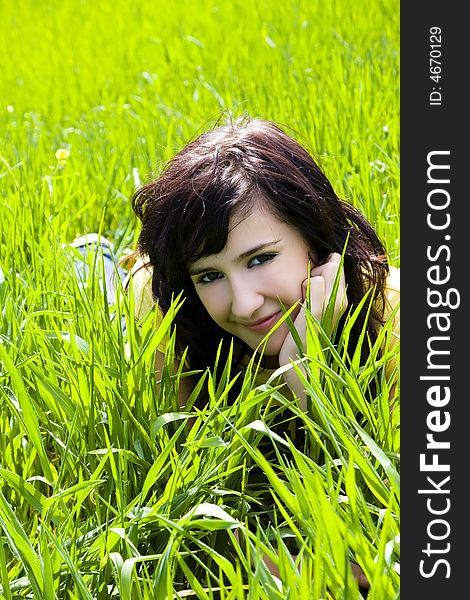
[[307, 250, 318, 266]]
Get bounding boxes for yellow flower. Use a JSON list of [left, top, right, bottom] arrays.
[[55, 148, 70, 162]]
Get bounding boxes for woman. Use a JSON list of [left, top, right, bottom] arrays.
[[130, 114, 399, 407], [128, 114, 399, 595]]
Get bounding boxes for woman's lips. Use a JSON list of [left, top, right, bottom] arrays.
[[245, 311, 282, 333]]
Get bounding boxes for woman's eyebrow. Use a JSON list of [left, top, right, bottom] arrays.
[[237, 239, 281, 261], [188, 239, 281, 276], [188, 265, 214, 276]]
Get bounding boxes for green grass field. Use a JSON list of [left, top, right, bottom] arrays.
[[0, 0, 399, 598]]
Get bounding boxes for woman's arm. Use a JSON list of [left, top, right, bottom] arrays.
[[278, 253, 348, 409]]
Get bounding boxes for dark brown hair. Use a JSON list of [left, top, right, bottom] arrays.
[[132, 114, 389, 375]]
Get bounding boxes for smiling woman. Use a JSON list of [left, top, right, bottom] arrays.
[[187, 200, 313, 359], [125, 113, 400, 594], [131, 114, 399, 408]]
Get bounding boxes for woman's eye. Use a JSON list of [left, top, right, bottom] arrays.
[[249, 253, 276, 268], [198, 272, 223, 284]]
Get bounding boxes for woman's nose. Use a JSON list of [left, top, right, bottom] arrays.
[[230, 280, 264, 320]]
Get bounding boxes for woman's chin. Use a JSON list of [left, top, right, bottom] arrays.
[[247, 325, 290, 362]]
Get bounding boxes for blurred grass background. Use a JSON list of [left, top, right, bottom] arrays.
[[0, 0, 399, 257]]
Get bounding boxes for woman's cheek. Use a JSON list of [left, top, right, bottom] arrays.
[[197, 287, 226, 324]]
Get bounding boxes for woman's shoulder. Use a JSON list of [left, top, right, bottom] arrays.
[[384, 265, 400, 312], [386, 265, 400, 292], [124, 255, 170, 356], [124, 254, 155, 319], [382, 265, 400, 350]]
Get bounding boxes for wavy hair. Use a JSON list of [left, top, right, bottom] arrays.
[[132, 115, 389, 375]]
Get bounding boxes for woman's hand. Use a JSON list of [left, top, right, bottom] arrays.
[[278, 252, 348, 405]]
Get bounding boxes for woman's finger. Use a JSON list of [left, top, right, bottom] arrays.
[[303, 275, 327, 321], [305, 253, 348, 323]]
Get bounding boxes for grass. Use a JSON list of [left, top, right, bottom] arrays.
[[0, 0, 399, 598]]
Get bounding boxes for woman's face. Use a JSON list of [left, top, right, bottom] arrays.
[[188, 202, 313, 357]]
